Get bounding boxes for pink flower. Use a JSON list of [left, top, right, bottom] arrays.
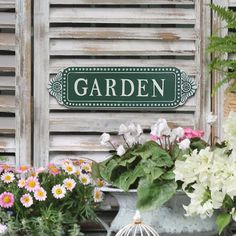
[[34, 187, 47, 201], [20, 194, 33, 208], [15, 165, 31, 174], [48, 163, 60, 176], [150, 134, 158, 141], [183, 128, 204, 139], [0, 192, 14, 208], [25, 176, 40, 192]]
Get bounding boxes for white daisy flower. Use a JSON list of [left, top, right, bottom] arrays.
[[79, 174, 91, 185], [1, 172, 15, 184], [20, 193, 33, 208], [63, 178, 76, 191], [52, 184, 66, 199]]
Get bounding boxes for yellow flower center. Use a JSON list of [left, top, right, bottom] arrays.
[[24, 197, 30, 203], [37, 191, 44, 197], [28, 181, 36, 188], [66, 166, 72, 172], [66, 182, 72, 188], [81, 178, 87, 184], [5, 176, 11, 181], [3, 196, 10, 203], [21, 166, 28, 171], [56, 189, 62, 195]]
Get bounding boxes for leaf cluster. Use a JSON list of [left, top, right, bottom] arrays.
[[208, 4, 236, 92]]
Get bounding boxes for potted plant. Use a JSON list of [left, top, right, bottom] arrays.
[[175, 112, 236, 235], [0, 159, 103, 235], [92, 120, 217, 235], [208, 4, 236, 115]]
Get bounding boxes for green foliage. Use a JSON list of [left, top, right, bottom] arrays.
[[93, 141, 179, 210], [216, 213, 232, 235], [208, 4, 236, 92]]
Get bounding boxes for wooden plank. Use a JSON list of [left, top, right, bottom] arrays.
[[0, 33, 15, 51], [0, 136, 15, 152], [50, 8, 195, 25], [229, 0, 236, 6], [0, 96, 15, 113], [49, 112, 195, 133], [49, 95, 196, 111], [15, 0, 32, 166], [50, 152, 111, 163], [0, 13, 15, 28], [50, 39, 195, 56], [50, 0, 194, 5], [49, 59, 197, 76], [0, 55, 15, 72], [34, 0, 50, 167], [0, 0, 15, 9], [0, 76, 15, 90], [0, 117, 15, 133], [50, 27, 196, 40]]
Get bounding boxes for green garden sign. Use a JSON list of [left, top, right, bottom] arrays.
[[49, 67, 197, 109]]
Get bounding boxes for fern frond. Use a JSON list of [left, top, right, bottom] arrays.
[[210, 4, 236, 29]]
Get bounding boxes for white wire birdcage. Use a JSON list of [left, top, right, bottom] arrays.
[[115, 210, 160, 236]]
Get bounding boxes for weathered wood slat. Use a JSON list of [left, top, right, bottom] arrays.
[[15, 0, 32, 165], [0, 0, 15, 9], [0, 76, 15, 90], [50, 152, 111, 163], [49, 95, 196, 111], [49, 59, 197, 76], [50, 27, 196, 40], [0, 117, 15, 133], [50, 8, 195, 24], [0, 13, 15, 28], [229, 0, 236, 6], [50, 0, 194, 5], [49, 112, 195, 133], [50, 40, 195, 56], [34, 0, 50, 167], [0, 96, 15, 113], [0, 33, 15, 51], [0, 55, 15, 72], [0, 136, 15, 152]]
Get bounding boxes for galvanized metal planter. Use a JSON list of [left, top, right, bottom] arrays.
[[102, 187, 217, 236]]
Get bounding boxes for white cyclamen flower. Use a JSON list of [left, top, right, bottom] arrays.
[[178, 138, 190, 150], [206, 112, 217, 125], [0, 223, 7, 234], [116, 145, 126, 156], [100, 133, 111, 146], [119, 124, 129, 135], [172, 127, 185, 139], [124, 133, 137, 146], [151, 119, 170, 137]]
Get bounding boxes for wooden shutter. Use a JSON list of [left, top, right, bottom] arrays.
[[0, 0, 31, 165], [34, 0, 211, 166]]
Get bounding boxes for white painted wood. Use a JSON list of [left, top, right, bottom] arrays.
[[0, 0, 15, 9], [15, 0, 32, 166], [194, 0, 211, 137], [0, 117, 15, 133], [50, 0, 194, 5], [49, 59, 197, 76], [49, 112, 195, 133], [0, 55, 15, 72], [50, 39, 195, 56], [0, 137, 15, 152], [50, 27, 196, 40], [0, 33, 15, 51], [0, 12, 15, 28], [34, 0, 50, 167], [0, 76, 15, 90], [0, 96, 15, 113], [229, 0, 236, 6], [50, 7, 195, 24]]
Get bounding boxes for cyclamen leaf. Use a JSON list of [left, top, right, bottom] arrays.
[[137, 179, 177, 210], [216, 213, 231, 235], [113, 164, 144, 191], [161, 170, 175, 180]]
